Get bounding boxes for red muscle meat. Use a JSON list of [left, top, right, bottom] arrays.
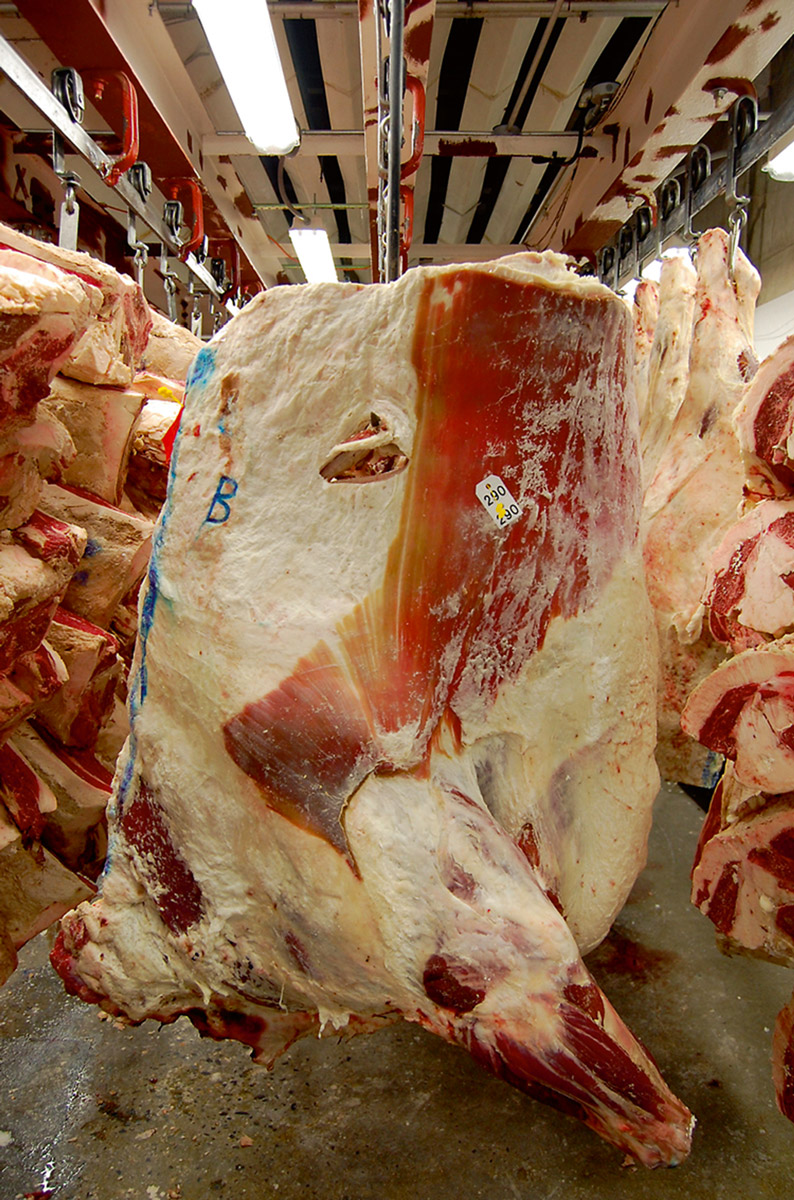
[[682, 636, 794, 795], [705, 497, 794, 649], [734, 333, 794, 499]]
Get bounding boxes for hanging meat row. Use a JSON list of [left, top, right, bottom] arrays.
[[635, 229, 794, 1124], [0, 222, 199, 985]]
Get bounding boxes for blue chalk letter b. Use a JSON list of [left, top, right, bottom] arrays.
[[206, 475, 238, 524]]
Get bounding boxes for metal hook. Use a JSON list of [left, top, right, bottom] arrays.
[[683, 144, 710, 252], [132, 243, 148, 289], [58, 171, 81, 250], [127, 211, 149, 290], [728, 204, 748, 280], [725, 92, 756, 281], [160, 248, 179, 322]]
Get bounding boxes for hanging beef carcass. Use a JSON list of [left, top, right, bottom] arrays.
[[679, 327, 794, 1129], [734, 332, 794, 502], [642, 230, 760, 787], [0, 244, 98, 529], [639, 254, 697, 490], [0, 223, 151, 389], [52, 253, 693, 1165], [683, 653, 794, 1126], [632, 277, 659, 424]]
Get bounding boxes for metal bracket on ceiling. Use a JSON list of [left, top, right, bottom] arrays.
[[578, 81, 619, 131]]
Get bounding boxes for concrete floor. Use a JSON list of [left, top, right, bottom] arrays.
[[0, 783, 792, 1200]]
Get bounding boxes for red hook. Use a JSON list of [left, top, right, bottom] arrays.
[[168, 178, 205, 261], [82, 69, 139, 187], [400, 184, 414, 275], [401, 76, 426, 181]]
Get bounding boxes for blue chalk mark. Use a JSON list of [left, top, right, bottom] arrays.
[[205, 475, 238, 525], [121, 393, 185, 808], [186, 345, 216, 393], [83, 538, 101, 558], [100, 751, 135, 881], [701, 750, 725, 790]]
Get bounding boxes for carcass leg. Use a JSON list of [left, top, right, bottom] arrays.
[[344, 759, 694, 1166]]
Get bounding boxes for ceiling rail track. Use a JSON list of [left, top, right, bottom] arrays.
[[0, 29, 228, 299], [599, 89, 794, 289]]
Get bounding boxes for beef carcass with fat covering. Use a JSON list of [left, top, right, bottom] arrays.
[[140, 306, 201, 381], [124, 378, 183, 519], [52, 253, 693, 1165], [0, 798, 93, 984], [639, 254, 697, 490], [734, 332, 794, 501], [39, 377, 144, 506], [39, 483, 153, 629], [632, 278, 659, 424], [0, 244, 97, 529], [642, 230, 760, 787], [10, 720, 112, 874], [0, 222, 151, 388], [0, 512, 86, 675], [33, 607, 122, 749], [682, 635, 794, 797]]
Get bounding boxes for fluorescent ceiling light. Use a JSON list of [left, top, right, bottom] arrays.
[[193, 0, 299, 155], [764, 137, 794, 182], [640, 246, 692, 284], [620, 246, 691, 299], [289, 223, 338, 283]]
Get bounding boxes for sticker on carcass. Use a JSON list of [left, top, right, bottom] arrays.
[[475, 474, 522, 529]]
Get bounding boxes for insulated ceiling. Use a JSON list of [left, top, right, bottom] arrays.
[[2, 0, 794, 288]]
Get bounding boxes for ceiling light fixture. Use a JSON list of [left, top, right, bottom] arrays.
[[193, 0, 299, 155], [289, 221, 338, 283], [763, 136, 794, 182]]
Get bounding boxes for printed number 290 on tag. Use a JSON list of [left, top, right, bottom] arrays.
[[475, 474, 522, 530]]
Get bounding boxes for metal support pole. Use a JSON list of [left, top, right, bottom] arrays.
[[385, 0, 405, 283]]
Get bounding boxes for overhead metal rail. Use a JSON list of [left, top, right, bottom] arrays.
[[598, 87, 794, 291], [0, 30, 229, 302], [202, 129, 609, 157], [152, 1, 669, 19]]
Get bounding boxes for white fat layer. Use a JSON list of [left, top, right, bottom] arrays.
[[459, 551, 659, 952]]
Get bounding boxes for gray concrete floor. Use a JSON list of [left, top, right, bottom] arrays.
[[0, 783, 792, 1200]]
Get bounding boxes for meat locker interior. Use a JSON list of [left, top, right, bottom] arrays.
[[1, 1, 794, 1197]]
